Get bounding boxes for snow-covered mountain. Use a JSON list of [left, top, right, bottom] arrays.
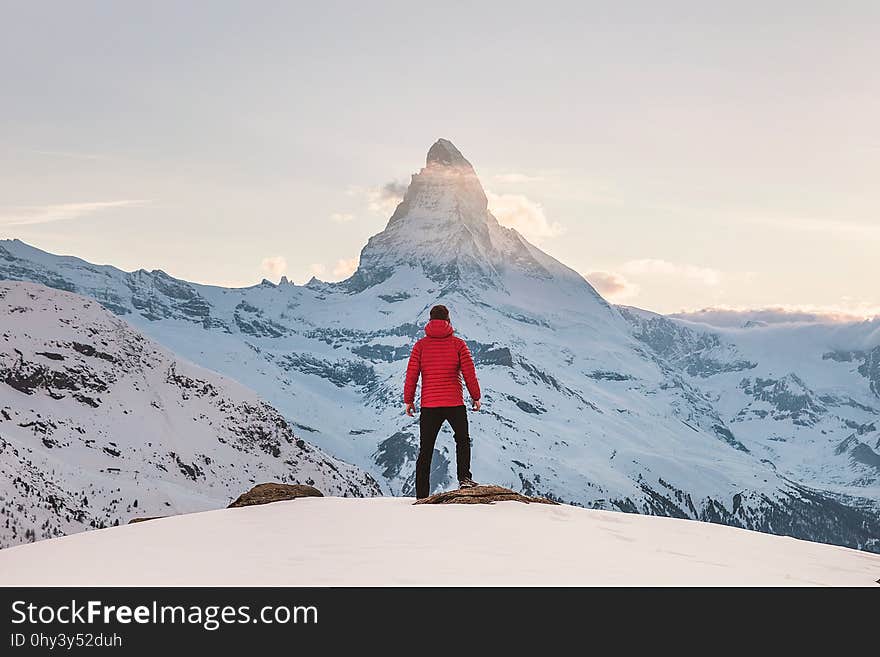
[[0, 281, 380, 547], [2, 497, 878, 586], [620, 307, 880, 510], [1, 139, 878, 551]]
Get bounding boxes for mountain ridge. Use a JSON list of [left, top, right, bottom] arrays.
[[0, 281, 380, 547]]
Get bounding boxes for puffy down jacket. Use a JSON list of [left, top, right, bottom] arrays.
[[403, 319, 481, 408]]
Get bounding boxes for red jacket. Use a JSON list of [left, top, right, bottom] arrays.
[[404, 320, 481, 408]]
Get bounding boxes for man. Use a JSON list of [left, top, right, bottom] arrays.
[[404, 304, 481, 499]]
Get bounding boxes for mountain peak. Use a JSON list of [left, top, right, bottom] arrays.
[[344, 138, 600, 295], [426, 138, 472, 169]]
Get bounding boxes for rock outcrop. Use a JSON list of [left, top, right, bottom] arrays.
[[414, 484, 557, 505], [128, 517, 165, 524], [228, 483, 323, 508]]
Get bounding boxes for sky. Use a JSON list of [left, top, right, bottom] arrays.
[[1, 1, 878, 318]]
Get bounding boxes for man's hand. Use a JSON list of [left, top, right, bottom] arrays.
[[405, 402, 416, 417], [472, 399, 481, 412]]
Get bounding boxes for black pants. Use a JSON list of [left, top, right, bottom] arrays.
[[416, 405, 472, 499]]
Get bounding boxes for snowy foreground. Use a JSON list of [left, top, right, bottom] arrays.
[[1, 498, 877, 586]]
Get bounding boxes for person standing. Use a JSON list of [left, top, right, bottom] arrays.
[[404, 304, 481, 499]]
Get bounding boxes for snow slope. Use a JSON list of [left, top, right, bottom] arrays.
[[0, 497, 877, 586], [0, 282, 380, 547], [621, 307, 880, 506], [1, 139, 878, 552]]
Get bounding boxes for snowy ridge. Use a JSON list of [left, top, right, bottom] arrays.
[[621, 308, 880, 508], [0, 282, 380, 547], [1, 139, 879, 552], [0, 497, 877, 586]]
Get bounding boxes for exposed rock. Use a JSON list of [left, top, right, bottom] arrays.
[[620, 307, 757, 377], [228, 482, 323, 508], [426, 138, 473, 168], [414, 484, 558, 506], [128, 516, 165, 524], [373, 432, 417, 479]]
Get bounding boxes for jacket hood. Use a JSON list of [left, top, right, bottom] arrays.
[[424, 319, 454, 338]]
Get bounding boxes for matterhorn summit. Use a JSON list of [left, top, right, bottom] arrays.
[[424, 137, 473, 167], [348, 139, 602, 305]]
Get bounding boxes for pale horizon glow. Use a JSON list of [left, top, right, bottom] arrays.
[[1, 2, 877, 318], [0, 200, 148, 226]]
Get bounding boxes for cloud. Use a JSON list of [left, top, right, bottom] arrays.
[[621, 259, 722, 286], [486, 191, 564, 242], [306, 263, 327, 280], [366, 181, 409, 215], [330, 212, 355, 223], [304, 257, 360, 283], [671, 304, 880, 327], [585, 271, 641, 301], [0, 200, 148, 226], [493, 172, 545, 184], [362, 183, 566, 245], [332, 257, 359, 279], [260, 256, 287, 280], [354, 181, 565, 246]]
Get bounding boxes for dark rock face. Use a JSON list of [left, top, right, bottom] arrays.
[[1, 345, 111, 404], [398, 448, 451, 497], [279, 353, 376, 390], [467, 342, 514, 367], [739, 375, 826, 426], [824, 347, 880, 399], [373, 432, 417, 479], [352, 343, 411, 363], [620, 308, 757, 377], [823, 350, 859, 363], [128, 516, 165, 524], [426, 138, 473, 168], [510, 397, 545, 415], [233, 301, 286, 338], [378, 292, 411, 303], [858, 347, 880, 398], [414, 484, 558, 505], [589, 370, 634, 381], [849, 443, 880, 474], [0, 245, 78, 293], [712, 424, 749, 452], [227, 483, 323, 508], [344, 264, 396, 294]]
